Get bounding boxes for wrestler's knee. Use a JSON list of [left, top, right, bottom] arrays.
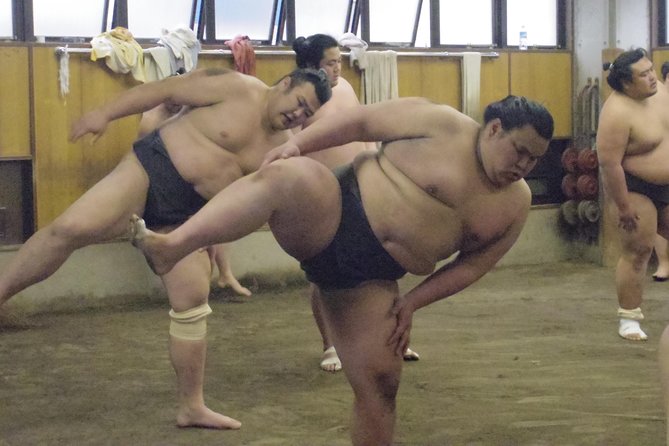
[[622, 242, 653, 270], [256, 158, 326, 188], [372, 371, 400, 410], [169, 303, 213, 341], [47, 213, 97, 246]]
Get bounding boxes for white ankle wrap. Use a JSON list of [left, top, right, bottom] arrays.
[[617, 307, 644, 321], [169, 303, 213, 341]]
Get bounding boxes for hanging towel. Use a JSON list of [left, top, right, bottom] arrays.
[[461, 52, 481, 122], [357, 50, 398, 105], [338, 32, 368, 68], [224, 35, 256, 76], [143, 46, 173, 81], [90, 27, 146, 82], [159, 26, 201, 73], [58, 45, 70, 98]]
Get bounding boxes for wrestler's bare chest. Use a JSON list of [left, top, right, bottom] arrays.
[[357, 153, 521, 274]]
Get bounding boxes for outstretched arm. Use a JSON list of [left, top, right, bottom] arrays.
[[387, 204, 529, 355], [69, 68, 236, 142], [262, 97, 456, 165]]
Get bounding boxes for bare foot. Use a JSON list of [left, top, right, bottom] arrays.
[[653, 265, 669, 281], [129, 215, 178, 275], [217, 274, 252, 297], [176, 405, 242, 430]]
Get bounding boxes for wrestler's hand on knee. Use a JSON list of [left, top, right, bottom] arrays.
[[617, 209, 639, 232], [261, 142, 301, 167], [388, 296, 413, 357]]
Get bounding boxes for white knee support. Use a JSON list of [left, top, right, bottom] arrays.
[[617, 307, 644, 321], [169, 303, 213, 341]]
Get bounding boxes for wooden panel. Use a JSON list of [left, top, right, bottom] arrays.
[[480, 53, 510, 114], [397, 56, 460, 107], [32, 47, 141, 228], [0, 47, 30, 157], [652, 49, 669, 79], [510, 52, 572, 138], [255, 54, 296, 85]]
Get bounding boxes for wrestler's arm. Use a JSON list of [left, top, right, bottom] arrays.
[[596, 102, 638, 231], [70, 68, 237, 142], [262, 97, 450, 165], [387, 192, 530, 354]]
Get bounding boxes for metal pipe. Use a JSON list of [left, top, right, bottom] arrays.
[[55, 46, 499, 58]]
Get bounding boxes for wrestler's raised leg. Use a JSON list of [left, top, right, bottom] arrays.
[[131, 158, 342, 274], [160, 248, 241, 429], [0, 153, 148, 308], [318, 281, 403, 444]]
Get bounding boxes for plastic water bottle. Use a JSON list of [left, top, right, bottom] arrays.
[[519, 25, 528, 50]]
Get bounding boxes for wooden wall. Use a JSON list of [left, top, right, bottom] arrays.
[[0, 47, 30, 158], [1, 45, 573, 231]]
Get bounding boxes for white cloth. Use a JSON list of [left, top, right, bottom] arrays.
[[158, 26, 201, 73], [338, 32, 368, 68], [90, 27, 146, 82], [461, 52, 482, 122], [358, 50, 398, 105], [58, 45, 70, 97], [143, 47, 173, 81]]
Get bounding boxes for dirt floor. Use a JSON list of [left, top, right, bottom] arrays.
[[0, 261, 667, 446]]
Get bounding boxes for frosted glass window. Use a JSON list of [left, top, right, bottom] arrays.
[[0, 0, 12, 39], [506, 0, 557, 47], [415, 0, 430, 47], [33, 0, 106, 37], [369, 0, 420, 44], [294, 0, 350, 40], [128, 0, 194, 39], [215, 0, 275, 42], [439, 0, 492, 46]]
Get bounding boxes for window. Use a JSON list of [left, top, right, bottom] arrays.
[[294, 0, 350, 40], [0, 0, 11, 39], [127, 0, 194, 40], [33, 0, 107, 38], [505, 0, 557, 48], [368, 0, 422, 45], [439, 0, 493, 47], [15, 0, 566, 49], [215, 0, 277, 42]]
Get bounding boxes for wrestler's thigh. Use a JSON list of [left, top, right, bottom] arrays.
[[613, 193, 658, 251], [266, 158, 342, 261], [320, 281, 402, 376], [160, 246, 212, 311], [54, 152, 149, 239]]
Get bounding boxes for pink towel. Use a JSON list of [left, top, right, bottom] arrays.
[[224, 35, 256, 76]]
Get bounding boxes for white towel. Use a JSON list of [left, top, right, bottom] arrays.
[[358, 50, 398, 105], [143, 47, 173, 81], [338, 32, 368, 68], [58, 45, 70, 98], [90, 27, 146, 82], [461, 52, 481, 122], [159, 26, 201, 72]]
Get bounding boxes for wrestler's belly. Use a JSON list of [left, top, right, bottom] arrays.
[[160, 127, 245, 200], [355, 154, 463, 275]]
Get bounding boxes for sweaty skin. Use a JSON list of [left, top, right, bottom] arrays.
[[0, 67, 325, 431], [128, 96, 550, 445], [598, 55, 669, 341]]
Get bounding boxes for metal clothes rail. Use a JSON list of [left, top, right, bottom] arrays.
[[55, 46, 499, 58]]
